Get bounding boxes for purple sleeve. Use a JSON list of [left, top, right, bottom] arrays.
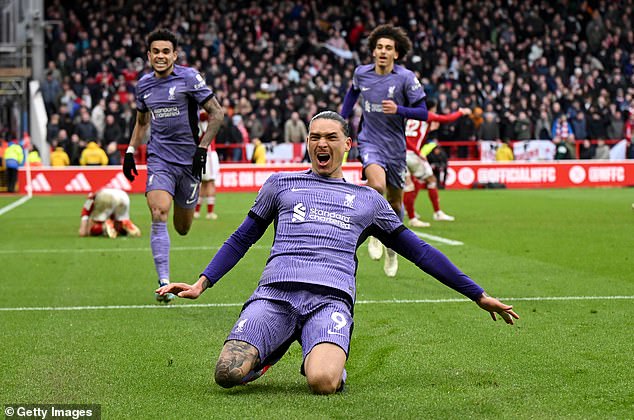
[[382, 228, 484, 300], [396, 101, 428, 121], [201, 214, 270, 286], [340, 85, 360, 119]]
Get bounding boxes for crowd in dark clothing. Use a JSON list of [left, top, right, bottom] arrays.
[[38, 0, 634, 163]]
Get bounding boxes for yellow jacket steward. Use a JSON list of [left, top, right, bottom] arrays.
[[28, 150, 42, 166], [79, 142, 109, 166], [4, 143, 24, 164], [50, 147, 70, 166]]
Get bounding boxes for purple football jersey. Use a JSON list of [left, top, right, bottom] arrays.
[[135, 65, 214, 165], [250, 170, 403, 302], [352, 64, 426, 158]]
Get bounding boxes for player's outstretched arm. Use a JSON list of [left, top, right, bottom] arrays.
[[155, 276, 209, 300], [475, 292, 519, 325], [380, 227, 520, 325]]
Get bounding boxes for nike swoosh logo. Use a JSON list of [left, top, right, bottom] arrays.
[[291, 188, 309, 192], [361, 87, 370, 91], [186, 198, 197, 205], [143, 93, 152, 99], [327, 330, 346, 337]]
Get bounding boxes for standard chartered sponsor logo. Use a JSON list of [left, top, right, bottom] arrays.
[[308, 207, 350, 230], [154, 106, 180, 118], [364, 101, 383, 113]]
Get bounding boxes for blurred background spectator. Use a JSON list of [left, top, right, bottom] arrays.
[[50, 143, 70, 166]]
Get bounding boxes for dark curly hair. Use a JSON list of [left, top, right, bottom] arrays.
[[368, 24, 412, 60], [146, 28, 178, 51]]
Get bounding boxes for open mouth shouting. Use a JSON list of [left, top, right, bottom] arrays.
[[316, 152, 331, 167]]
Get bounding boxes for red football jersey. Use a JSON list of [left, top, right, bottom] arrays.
[[405, 111, 463, 153]]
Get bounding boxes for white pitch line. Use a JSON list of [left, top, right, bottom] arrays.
[[0, 245, 271, 254], [413, 231, 464, 246], [1, 295, 632, 312], [0, 233, 463, 254], [0, 195, 31, 216]]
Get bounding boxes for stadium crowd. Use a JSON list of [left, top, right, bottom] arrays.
[[28, 0, 634, 163]]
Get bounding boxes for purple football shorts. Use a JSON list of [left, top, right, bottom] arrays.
[[146, 155, 200, 209], [358, 142, 406, 190], [226, 283, 354, 368]]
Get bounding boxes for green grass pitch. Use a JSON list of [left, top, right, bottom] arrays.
[[1, 188, 633, 418]]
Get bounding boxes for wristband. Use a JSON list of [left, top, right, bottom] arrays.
[[81, 216, 89, 221], [126, 146, 135, 154]]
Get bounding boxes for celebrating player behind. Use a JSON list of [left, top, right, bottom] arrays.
[[157, 111, 519, 395], [122, 28, 224, 303], [78, 188, 141, 238], [340, 24, 428, 277], [404, 101, 471, 227]]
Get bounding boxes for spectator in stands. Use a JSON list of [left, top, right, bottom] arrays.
[[607, 109, 624, 140], [267, 108, 283, 143], [50, 143, 70, 166], [593, 139, 610, 159], [578, 139, 594, 160], [74, 108, 99, 142], [66, 133, 84, 165], [553, 136, 572, 160], [103, 114, 122, 146], [478, 111, 500, 141], [106, 141, 121, 165], [46, 113, 61, 144], [551, 114, 574, 142], [41, 70, 62, 116], [256, 107, 273, 144], [57, 104, 74, 134], [454, 108, 477, 143], [283, 111, 308, 143], [120, 103, 137, 142], [245, 112, 264, 143], [534, 109, 553, 140], [251, 138, 266, 164], [426, 144, 448, 189], [571, 111, 588, 140], [216, 115, 243, 162], [587, 111, 608, 140], [27, 146, 43, 167], [232, 114, 250, 162], [91, 98, 107, 140], [59, 83, 78, 115], [513, 111, 532, 140], [79, 141, 108, 165], [495, 140, 514, 161]]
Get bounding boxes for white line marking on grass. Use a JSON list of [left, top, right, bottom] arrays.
[[413, 231, 464, 246], [0, 245, 271, 254], [0, 234, 464, 254], [0, 195, 31, 216], [1, 295, 632, 312]]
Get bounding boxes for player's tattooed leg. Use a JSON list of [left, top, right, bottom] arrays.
[[214, 340, 260, 388]]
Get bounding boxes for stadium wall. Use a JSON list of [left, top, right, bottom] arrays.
[[17, 161, 634, 194]]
